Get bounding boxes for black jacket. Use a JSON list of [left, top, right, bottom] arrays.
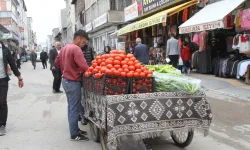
[[1, 46, 21, 81], [40, 51, 48, 60], [49, 48, 59, 70], [134, 44, 149, 65], [82, 45, 94, 66], [30, 52, 37, 62]]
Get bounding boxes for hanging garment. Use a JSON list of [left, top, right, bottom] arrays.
[[199, 31, 208, 51], [221, 58, 230, 77], [238, 61, 250, 77], [234, 10, 241, 27], [232, 34, 241, 50], [224, 15, 233, 28], [240, 34, 250, 53], [182, 9, 188, 22], [236, 59, 250, 79], [193, 33, 200, 46], [240, 9, 250, 30], [230, 60, 240, 77]]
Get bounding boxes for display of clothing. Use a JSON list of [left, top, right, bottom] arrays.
[[199, 31, 208, 51], [232, 34, 241, 50], [236, 59, 250, 79], [192, 50, 212, 74], [182, 8, 188, 22], [240, 34, 250, 53], [240, 9, 250, 30], [224, 15, 233, 29], [238, 60, 250, 77], [193, 33, 200, 46], [234, 10, 241, 27]]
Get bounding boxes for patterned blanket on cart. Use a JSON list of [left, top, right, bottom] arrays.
[[83, 91, 213, 148]]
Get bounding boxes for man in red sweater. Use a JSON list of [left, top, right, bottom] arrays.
[[55, 30, 89, 141]]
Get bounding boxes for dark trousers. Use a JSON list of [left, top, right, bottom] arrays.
[[169, 55, 179, 68], [16, 59, 21, 69], [183, 60, 190, 74], [52, 68, 62, 91], [41, 60, 47, 69], [32, 61, 36, 69], [0, 78, 8, 126]]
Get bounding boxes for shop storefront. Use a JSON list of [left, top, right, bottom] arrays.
[[179, 0, 250, 84], [116, 0, 198, 64]]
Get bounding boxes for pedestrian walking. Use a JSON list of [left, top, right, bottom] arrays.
[[40, 50, 48, 69], [181, 41, 191, 74], [134, 38, 149, 65], [0, 42, 24, 136], [166, 34, 181, 68], [49, 42, 63, 93], [30, 50, 37, 70], [55, 30, 89, 141]]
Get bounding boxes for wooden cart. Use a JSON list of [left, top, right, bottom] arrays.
[[82, 90, 213, 150]]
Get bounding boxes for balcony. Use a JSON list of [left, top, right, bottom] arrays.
[[0, 11, 18, 24]]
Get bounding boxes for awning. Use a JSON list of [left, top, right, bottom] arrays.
[[179, 0, 245, 34], [117, 0, 198, 36]]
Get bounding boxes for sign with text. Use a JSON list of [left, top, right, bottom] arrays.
[[124, 2, 139, 22], [85, 22, 93, 32], [85, 0, 97, 10], [143, 0, 175, 13], [93, 13, 108, 29], [179, 21, 224, 34]]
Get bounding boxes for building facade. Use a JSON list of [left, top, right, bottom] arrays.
[[65, 0, 75, 43]]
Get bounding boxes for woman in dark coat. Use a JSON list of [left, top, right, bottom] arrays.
[[104, 46, 111, 54]]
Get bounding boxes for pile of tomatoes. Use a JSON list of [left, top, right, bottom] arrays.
[[85, 50, 153, 78]]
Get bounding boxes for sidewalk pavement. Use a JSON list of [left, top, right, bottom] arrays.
[[189, 73, 250, 101]]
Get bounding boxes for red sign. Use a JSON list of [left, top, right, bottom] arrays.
[[179, 21, 224, 34]]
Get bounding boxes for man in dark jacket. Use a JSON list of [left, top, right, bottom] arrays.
[[30, 50, 37, 70], [0, 42, 24, 136], [82, 44, 94, 66], [49, 42, 62, 93], [134, 38, 149, 65], [40, 50, 48, 69]]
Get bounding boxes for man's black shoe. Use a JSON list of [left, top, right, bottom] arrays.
[[53, 89, 56, 93], [71, 134, 89, 141], [55, 90, 63, 93]]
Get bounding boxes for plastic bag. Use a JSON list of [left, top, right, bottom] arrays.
[[178, 57, 183, 66], [154, 72, 201, 94], [166, 57, 171, 63]]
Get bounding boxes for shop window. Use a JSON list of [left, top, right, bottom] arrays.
[[110, 0, 116, 10]]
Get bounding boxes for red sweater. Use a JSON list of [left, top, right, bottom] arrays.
[[181, 46, 190, 61], [55, 44, 89, 81]]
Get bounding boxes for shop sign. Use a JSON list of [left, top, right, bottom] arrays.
[[124, 2, 139, 22], [179, 21, 224, 34], [93, 13, 108, 29], [85, 0, 97, 10], [143, 0, 175, 14], [118, 15, 166, 35], [85, 22, 93, 32]]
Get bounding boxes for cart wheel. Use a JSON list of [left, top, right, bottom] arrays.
[[171, 129, 194, 148], [100, 129, 109, 150], [89, 122, 100, 142]]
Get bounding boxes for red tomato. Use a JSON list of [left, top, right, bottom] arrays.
[[114, 70, 120, 76], [92, 63, 98, 68], [91, 60, 97, 65], [127, 61, 134, 66], [144, 70, 149, 75], [113, 60, 121, 65], [122, 64, 129, 69], [134, 72, 139, 77], [88, 67, 93, 72], [100, 62, 106, 66], [105, 59, 113, 65], [135, 69, 142, 73], [148, 70, 153, 74], [114, 65, 120, 70], [124, 58, 130, 62], [128, 66, 135, 71], [110, 68, 116, 73], [96, 56, 101, 60], [120, 72, 126, 77], [96, 66, 101, 70], [100, 67, 106, 73], [134, 60, 139, 63], [92, 68, 98, 74], [121, 60, 127, 66], [119, 54, 126, 60], [140, 72, 146, 77], [141, 67, 146, 72], [120, 51, 126, 55], [85, 72, 91, 77], [106, 69, 112, 75], [110, 50, 119, 54], [118, 68, 123, 72], [135, 63, 142, 69], [114, 56, 122, 61], [97, 59, 102, 65], [147, 74, 153, 77], [94, 73, 102, 78], [106, 64, 113, 69], [130, 57, 136, 61], [123, 68, 129, 73], [107, 57, 114, 61], [127, 54, 134, 58], [127, 72, 133, 78]]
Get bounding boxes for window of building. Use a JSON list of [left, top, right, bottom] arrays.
[[110, 0, 116, 10]]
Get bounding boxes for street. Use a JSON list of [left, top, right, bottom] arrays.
[[0, 62, 249, 150]]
